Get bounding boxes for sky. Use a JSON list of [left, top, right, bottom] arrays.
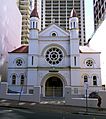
[[85, 0, 94, 40]]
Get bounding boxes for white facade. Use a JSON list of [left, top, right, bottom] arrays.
[[0, 0, 22, 81], [7, 7, 102, 98]]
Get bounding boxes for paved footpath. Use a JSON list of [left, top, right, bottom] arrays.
[[0, 99, 106, 116]]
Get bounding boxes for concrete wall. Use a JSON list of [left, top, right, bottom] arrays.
[[65, 86, 98, 108], [99, 91, 106, 108], [0, 82, 40, 103], [1, 83, 106, 108]]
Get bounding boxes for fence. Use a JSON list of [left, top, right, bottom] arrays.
[[45, 87, 63, 97]]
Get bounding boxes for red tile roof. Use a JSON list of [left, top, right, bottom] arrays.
[[10, 45, 28, 53]]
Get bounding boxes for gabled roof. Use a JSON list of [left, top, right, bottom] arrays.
[[9, 45, 28, 53], [39, 23, 69, 36], [70, 8, 77, 18], [79, 46, 101, 54]]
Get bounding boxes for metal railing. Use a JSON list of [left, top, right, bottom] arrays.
[[45, 87, 63, 97]]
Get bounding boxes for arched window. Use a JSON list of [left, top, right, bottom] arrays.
[[33, 21, 35, 28], [20, 75, 25, 85], [84, 75, 88, 83], [36, 22, 38, 29], [12, 75, 16, 85], [73, 22, 76, 28], [32, 56, 34, 65], [74, 56, 76, 66], [71, 22, 73, 28], [93, 76, 97, 86]]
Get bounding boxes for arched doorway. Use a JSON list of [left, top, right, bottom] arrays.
[[45, 76, 63, 97]]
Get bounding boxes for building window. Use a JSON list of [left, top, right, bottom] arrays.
[[73, 22, 76, 28], [36, 22, 38, 29], [12, 75, 16, 85], [32, 56, 34, 65], [93, 76, 97, 86], [74, 88, 78, 94], [20, 75, 24, 85], [51, 32, 57, 37], [45, 47, 63, 65], [74, 56, 76, 66], [86, 59, 93, 67], [29, 89, 34, 94], [71, 22, 72, 28], [16, 58, 23, 66], [84, 75, 88, 82], [20, 79, 24, 85], [33, 22, 35, 28]]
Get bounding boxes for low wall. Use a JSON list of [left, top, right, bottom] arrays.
[[66, 97, 97, 108], [0, 82, 40, 103], [99, 91, 106, 108], [65, 86, 98, 108]]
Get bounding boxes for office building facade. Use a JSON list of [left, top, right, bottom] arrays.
[[93, 0, 106, 31], [17, 0, 31, 44]]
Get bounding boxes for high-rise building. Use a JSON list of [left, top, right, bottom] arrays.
[[17, 0, 31, 44], [34, 0, 86, 46], [93, 0, 106, 31]]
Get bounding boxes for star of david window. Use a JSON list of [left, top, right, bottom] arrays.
[[16, 59, 23, 66], [86, 59, 93, 67], [45, 47, 63, 65]]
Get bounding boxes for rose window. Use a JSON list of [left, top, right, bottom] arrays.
[[86, 60, 93, 67], [45, 47, 63, 65], [16, 59, 23, 66]]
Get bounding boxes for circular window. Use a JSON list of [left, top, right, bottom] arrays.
[[86, 60, 93, 67], [52, 32, 57, 37], [45, 47, 63, 65], [16, 59, 23, 66]]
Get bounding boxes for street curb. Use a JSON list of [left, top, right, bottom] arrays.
[[73, 111, 106, 116]]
